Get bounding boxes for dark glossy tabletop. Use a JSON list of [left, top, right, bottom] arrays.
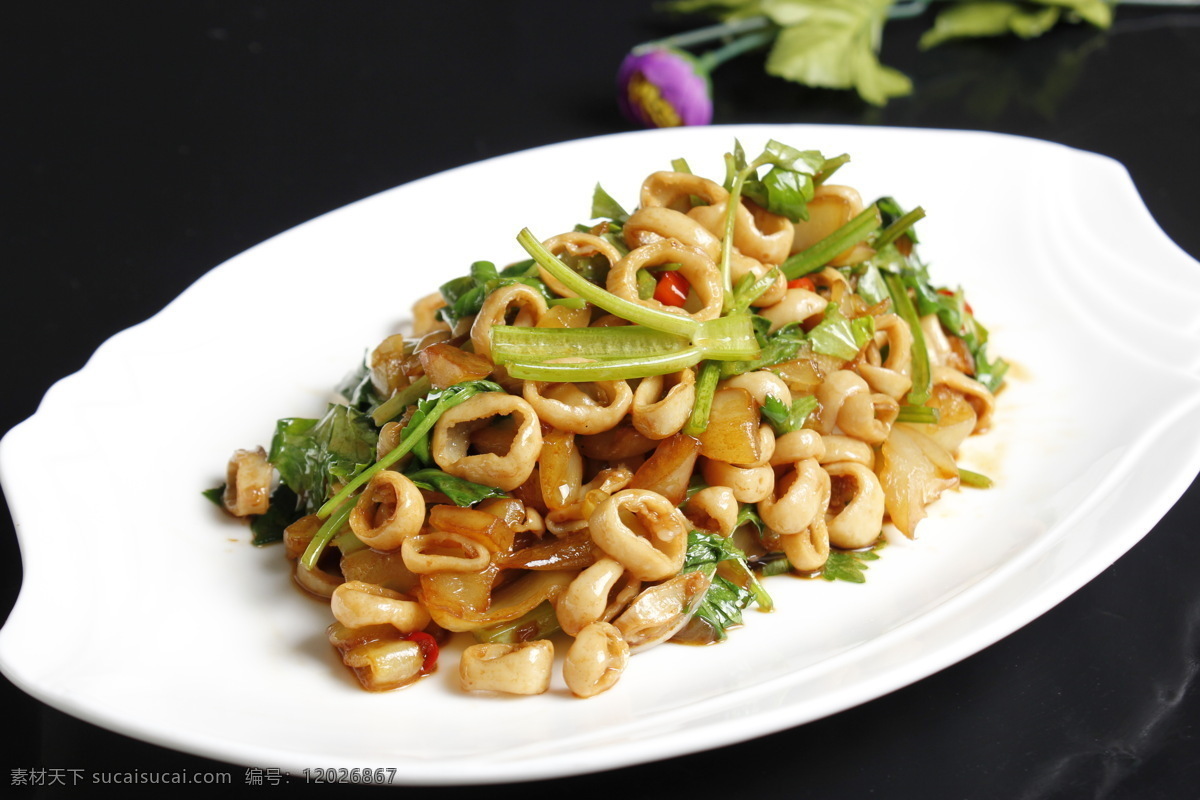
[[3, 3, 1198, 798]]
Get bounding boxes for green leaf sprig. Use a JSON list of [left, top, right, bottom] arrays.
[[437, 260, 551, 328], [682, 530, 774, 639]]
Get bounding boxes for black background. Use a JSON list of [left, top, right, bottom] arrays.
[[3, 3, 1199, 798]]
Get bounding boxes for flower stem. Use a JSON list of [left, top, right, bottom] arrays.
[[695, 28, 777, 73], [635, 15, 775, 53]]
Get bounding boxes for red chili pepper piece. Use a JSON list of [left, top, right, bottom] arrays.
[[787, 276, 816, 292], [404, 631, 439, 674], [937, 288, 973, 315], [653, 270, 689, 307]]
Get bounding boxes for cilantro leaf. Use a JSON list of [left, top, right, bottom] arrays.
[[820, 546, 882, 583], [683, 531, 774, 638], [693, 574, 756, 639], [753, 165, 815, 221]]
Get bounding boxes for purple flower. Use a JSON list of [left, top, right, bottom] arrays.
[[617, 47, 713, 128]]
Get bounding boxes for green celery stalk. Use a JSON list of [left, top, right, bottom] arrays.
[[683, 361, 722, 435], [502, 348, 706, 381], [959, 468, 994, 488], [883, 272, 932, 406], [490, 324, 688, 362], [300, 498, 354, 571], [874, 206, 926, 250], [371, 375, 432, 426], [781, 205, 881, 280], [473, 601, 562, 643], [896, 404, 939, 424], [720, 161, 750, 305]]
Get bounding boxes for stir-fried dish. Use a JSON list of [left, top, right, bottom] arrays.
[[208, 140, 1007, 698]]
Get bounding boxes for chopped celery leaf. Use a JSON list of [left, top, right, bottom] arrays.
[[808, 304, 874, 360], [761, 394, 819, 435], [683, 531, 772, 638], [591, 183, 631, 224], [438, 259, 550, 328], [822, 545, 883, 583]]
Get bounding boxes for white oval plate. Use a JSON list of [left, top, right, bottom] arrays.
[[4, 125, 1200, 784]]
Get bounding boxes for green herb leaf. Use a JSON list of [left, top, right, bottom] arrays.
[[592, 183, 631, 224], [807, 303, 874, 360], [821, 545, 882, 583], [761, 393, 819, 435], [717, 319, 806, 377], [404, 468, 507, 507], [854, 261, 890, 306], [437, 259, 553, 327], [249, 484, 303, 546], [205, 483, 302, 547], [334, 355, 385, 414], [758, 166, 816, 222], [736, 502, 764, 534], [269, 405, 378, 513], [201, 485, 224, 507], [683, 530, 773, 638], [736, 140, 825, 222]]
